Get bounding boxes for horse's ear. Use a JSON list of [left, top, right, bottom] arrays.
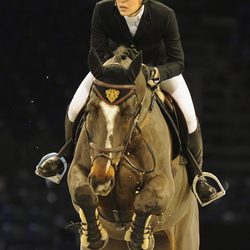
[[127, 51, 143, 82], [88, 47, 103, 78]]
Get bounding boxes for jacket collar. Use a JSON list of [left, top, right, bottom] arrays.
[[114, 3, 151, 22], [114, 3, 151, 41]]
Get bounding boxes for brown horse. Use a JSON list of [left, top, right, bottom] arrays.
[[67, 47, 199, 250]]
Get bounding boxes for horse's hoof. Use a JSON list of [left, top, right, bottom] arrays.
[[126, 234, 155, 250], [80, 237, 109, 250]]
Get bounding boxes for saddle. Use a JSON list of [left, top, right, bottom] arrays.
[[154, 87, 189, 160], [71, 87, 188, 161]]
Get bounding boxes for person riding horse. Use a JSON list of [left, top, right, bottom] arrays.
[[68, 47, 200, 250], [36, 0, 222, 205]]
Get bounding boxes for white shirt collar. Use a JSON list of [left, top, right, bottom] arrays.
[[124, 5, 145, 23], [124, 5, 145, 36]]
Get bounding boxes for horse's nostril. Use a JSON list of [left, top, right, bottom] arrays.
[[95, 180, 112, 193], [88, 174, 95, 188]]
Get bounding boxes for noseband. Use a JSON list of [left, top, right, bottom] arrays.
[[90, 142, 125, 154], [89, 141, 125, 165], [86, 79, 146, 169]]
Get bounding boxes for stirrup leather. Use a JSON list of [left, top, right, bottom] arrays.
[[35, 152, 68, 184], [192, 172, 226, 207]]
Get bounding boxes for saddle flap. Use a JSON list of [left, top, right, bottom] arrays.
[[155, 91, 189, 159], [155, 95, 180, 159]]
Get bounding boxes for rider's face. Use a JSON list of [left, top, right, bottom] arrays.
[[116, 0, 142, 17]]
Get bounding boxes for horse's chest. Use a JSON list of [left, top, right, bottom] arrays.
[[114, 165, 142, 204], [119, 163, 142, 185]]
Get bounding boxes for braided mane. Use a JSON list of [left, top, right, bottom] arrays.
[[113, 46, 138, 64]]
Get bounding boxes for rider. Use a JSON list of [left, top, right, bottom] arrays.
[[37, 0, 218, 204]]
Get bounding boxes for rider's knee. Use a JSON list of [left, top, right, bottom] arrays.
[[68, 104, 80, 122], [186, 116, 198, 134]]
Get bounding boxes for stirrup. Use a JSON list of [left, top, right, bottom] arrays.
[[35, 152, 68, 184], [192, 172, 226, 207]]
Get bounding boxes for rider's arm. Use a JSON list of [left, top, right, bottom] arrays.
[[155, 9, 184, 81], [90, 3, 112, 62]]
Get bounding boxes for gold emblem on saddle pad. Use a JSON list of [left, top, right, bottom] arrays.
[[105, 89, 120, 103]]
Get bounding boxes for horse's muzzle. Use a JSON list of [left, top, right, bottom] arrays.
[[88, 174, 115, 196]]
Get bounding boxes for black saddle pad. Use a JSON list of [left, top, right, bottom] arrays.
[[155, 94, 188, 159]]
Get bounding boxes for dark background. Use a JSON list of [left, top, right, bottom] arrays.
[[1, 0, 250, 249]]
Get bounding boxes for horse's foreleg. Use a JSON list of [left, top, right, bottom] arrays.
[[124, 174, 172, 250], [125, 213, 154, 250], [69, 165, 109, 250]]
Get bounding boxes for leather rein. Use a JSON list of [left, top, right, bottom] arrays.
[[86, 78, 155, 230], [86, 79, 150, 173]]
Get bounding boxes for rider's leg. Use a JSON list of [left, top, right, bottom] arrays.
[[38, 114, 74, 177], [68, 72, 94, 123], [160, 74, 217, 203], [37, 72, 94, 178]]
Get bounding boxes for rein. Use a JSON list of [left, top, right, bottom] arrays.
[[85, 74, 155, 230], [118, 87, 150, 171], [86, 78, 151, 173]]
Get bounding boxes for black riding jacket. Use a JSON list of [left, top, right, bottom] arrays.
[[90, 0, 184, 81]]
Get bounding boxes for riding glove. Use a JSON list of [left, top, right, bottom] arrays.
[[141, 64, 159, 82]]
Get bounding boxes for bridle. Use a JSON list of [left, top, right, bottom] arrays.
[[86, 79, 147, 171]]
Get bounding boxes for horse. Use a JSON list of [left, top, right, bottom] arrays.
[[67, 46, 199, 250]]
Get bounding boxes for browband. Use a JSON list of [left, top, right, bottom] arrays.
[[94, 79, 136, 89], [93, 79, 136, 105]]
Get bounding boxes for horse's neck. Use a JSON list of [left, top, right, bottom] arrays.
[[137, 86, 152, 127]]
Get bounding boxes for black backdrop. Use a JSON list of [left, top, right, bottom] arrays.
[[1, 0, 250, 249]]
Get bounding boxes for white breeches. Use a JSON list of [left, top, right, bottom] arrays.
[[68, 72, 197, 133], [160, 74, 197, 133], [68, 72, 94, 122]]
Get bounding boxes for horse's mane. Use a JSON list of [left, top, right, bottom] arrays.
[[112, 46, 138, 64]]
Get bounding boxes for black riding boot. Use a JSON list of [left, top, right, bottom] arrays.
[[37, 114, 75, 178], [186, 123, 217, 204]]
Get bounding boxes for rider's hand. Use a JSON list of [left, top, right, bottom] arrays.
[[141, 64, 159, 82]]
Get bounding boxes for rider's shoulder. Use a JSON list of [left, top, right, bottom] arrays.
[[148, 0, 174, 15], [93, 0, 115, 16], [95, 0, 114, 8]]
